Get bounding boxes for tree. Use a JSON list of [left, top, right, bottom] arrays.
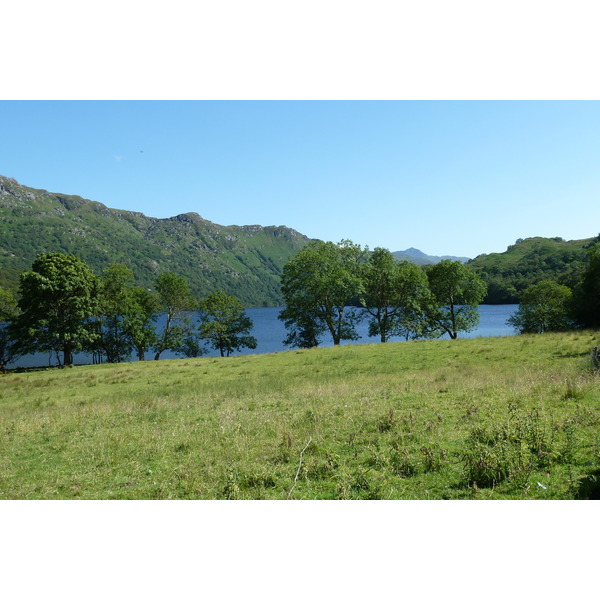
[[507, 280, 573, 334], [0, 286, 20, 370], [572, 243, 600, 328], [279, 306, 326, 349], [96, 264, 162, 362], [390, 306, 439, 341], [96, 263, 136, 363], [360, 248, 431, 343], [123, 286, 160, 361], [425, 260, 487, 340], [198, 290, 256, 357], [153, 272, 196, 360], [279, 240, 366, 347], [10, 253, 100, 366]]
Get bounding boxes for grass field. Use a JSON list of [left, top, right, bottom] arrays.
[[1, 331, 599, 499]]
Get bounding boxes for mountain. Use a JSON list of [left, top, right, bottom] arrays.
[[392, 247, 471, 265], [467, 236, 597, 303], [0, 175, 311, 306]]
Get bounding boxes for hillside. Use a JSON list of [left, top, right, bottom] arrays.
[[468, 236, 597, 303], [393, 247, 471, 265], [0, 176, 311, 306]]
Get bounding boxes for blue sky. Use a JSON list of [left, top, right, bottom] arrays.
[[2, 100, 599, 258]]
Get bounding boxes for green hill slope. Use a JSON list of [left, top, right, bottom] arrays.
[[468, 236, 597, 303], [0, 175, 311, 305]]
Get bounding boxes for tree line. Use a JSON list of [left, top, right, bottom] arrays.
[[279, 240, 488, 348], [2, 239, 598, 368], [0, 253, 256, 368], [278, 238, 600, 345], [506, 242, 600, 334], [468, 235, 600, 304]]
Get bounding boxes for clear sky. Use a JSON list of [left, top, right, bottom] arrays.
[[2, 100, 599, 259]]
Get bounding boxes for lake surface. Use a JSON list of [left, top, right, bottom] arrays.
[[10, 304, 519, 368]]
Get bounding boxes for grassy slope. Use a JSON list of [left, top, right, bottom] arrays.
[[468, 236, 594, 302], [1, 331, 599, 500], [0, 176, 309, 305]]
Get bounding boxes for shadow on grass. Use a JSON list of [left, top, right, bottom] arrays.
[[551, 351, 590, 359], [577, 470, 600, 499]]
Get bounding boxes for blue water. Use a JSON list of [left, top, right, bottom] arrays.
[[9, 304, 519, 368]]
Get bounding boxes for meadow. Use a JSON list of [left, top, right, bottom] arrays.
[[1, 331, 599, 500]]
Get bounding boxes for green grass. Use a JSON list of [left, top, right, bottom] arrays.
[[1, 331, 599, 499]]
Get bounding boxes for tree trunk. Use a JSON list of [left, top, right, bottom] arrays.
[[449, 302, 457, 339], [325, 315, 339, 345], [63, 343, 72, 366]]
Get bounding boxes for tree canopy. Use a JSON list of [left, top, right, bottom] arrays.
[[359, 248, 431, 343], [198, 290, 256, 357], [425, 260, 487, 339], [0, 286, 20, 369], [95, 263, 138, 363], [122, 286, 160, 361], [10, 253, 100, 365], [507, 280, 573, 334], [572, 243, 600, 329], [279, 240, 366, 347], [153, 272, 196, 360]]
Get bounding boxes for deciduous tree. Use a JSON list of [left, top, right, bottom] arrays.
[[425, 260, 487, 340], [198, 290, 256, 357], [123, 286, 160, 361], [153, 272, 196, 360], [507, 280, 573, 334], [279, 240, 366, 347], [572, 243, 600, 328], [96, 263, 136, 363], [0, 286, 20, 369], [11, 253, 100, 365], [360, 248, 431, 343]]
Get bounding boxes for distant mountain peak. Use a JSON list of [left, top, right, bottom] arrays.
[[401, 247, 429, 259], [392, 248, 471, 265]]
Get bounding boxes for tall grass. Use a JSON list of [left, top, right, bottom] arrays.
[[1, 331, 599, 499]]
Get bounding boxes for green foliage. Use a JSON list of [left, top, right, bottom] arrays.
[[0, 286, 18, 322], [10, 253, 100, 365], [280, 240, 366, 346], [425, 260, 487, 339], [0, 286, 20, 369], [360, 248, 432, 343], [0, 175, 309, 306], [572, 243, 600, 328], [279, 307, 326, 349], [469, 236, 593, 303], [122, 286, 160, 361], [462, 405, 576, 489], [95, 264, 137, 363], [507, 280, 573, 334], [153, 272, 196, 360], [198, 290, 256, 357]]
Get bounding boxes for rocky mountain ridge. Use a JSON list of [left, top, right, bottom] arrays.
[[0, 175, 310, 306]]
